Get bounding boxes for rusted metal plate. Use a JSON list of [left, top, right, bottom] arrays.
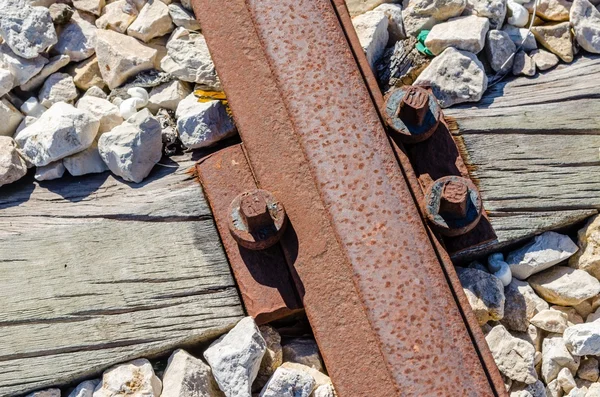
[[194, 0, 503, 395], [196, 145, 302, 325]]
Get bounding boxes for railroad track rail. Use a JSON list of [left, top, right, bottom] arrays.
[[193, 0, 508, 395]]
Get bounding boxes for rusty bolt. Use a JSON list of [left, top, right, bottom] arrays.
[[424, 176, 482, 237], [383, 85, 442, 144], [228, 189, 288, 250], [398, 86, 429, 127]]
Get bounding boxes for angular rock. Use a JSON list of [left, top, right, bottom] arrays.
[[486, 325, 538, 384], [542, 334, 580, 383], [552, 306, 585, 326], [34, 161, 65, 181], [529, 266, 600, 306], [49, 3, 74, 25], [510, 380, 547, 397], [402, 0, 467, 36], [0, 136, 27, 187], [0, 68, 13, 97], [161, 349, 224, 397], [25, 389, 61, 397], [175, 94, 236, 149], [414, 47, 487, 107], [463, 0, 507, 28], [346, 0, 397, 16], [567, 387, 589, 396], [72, 0, 105, 16], [21, 55, 71, 92], [373, 3, 406, 42], [282, 339, 324, 372], [530, 309, 570, 333], [546, 379, 562, 397], [21, 97, 46, 118], [253, 325, 283, 392], [67, 380, 100, 397], [587, 384, 600, 397], [96, 0, 139, 33], [511, 324, 543, 353], [0, 0, 57, 59], [531, 48, 560, 70], [576, 357, 599, 382], [486, 29, 516, 72], [531, 22, 574, 63], [589, 308, 600, 322], [571, 0, 600, 54], [508, 232, 579, 280], [15, 102, 99, 167], [96, 29, 158, 89], [536, 0, 571, 21], [456, 266, 505, 325], [147, 79, 191, 113], [127, 0, 174, 42], [203, 317, 267, 397], [168, 3, 201, 30], [38, 73, 79, 108], [259, 367, 315, 397], [313, 384, 336, 397], [424, 15, 489, 55], [569, 215, 600, 279], [93, 359, 162, 397], [76, 96, 122, 133], [98, 108, 162, 183], [68, 56, 106, 92], [352, 10, 389, 69], [507, 0, 529, 27], [557, 367, 577, 394], [512, 51, 536, 76], [0, 98, 24, 136], [564, 322, 600, 356], [0, 43, 48, 86], [53, 12, 97, 63], [85, 86, 108, 99], [279, 363, 331, 390], [63, 139, 109, 176]]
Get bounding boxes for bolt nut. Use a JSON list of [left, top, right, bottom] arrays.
[[383, 85, 442, 144], [228, 189, 288, 250], [424, 176, 482, 237]]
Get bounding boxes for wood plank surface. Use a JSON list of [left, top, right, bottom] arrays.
[[0, 153, 244, 396], [445, 55, 600, 257]]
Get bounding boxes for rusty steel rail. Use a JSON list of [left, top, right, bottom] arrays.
[[193, 0, 506, 395]]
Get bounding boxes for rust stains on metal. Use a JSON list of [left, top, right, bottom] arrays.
[[384, 86, 441, 143], [228, 189, 288, 250], [196, 145, 302, 325]]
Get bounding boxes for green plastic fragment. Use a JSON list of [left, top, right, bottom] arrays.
[[416, 30, 434, 57]]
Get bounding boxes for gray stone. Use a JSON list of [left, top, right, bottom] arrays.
[[34, 161, 65, 181], [486, 325, 538, 384], [53, 12, 97, 62], [424, 15, 489, 55], [279, 363, 331, 390], [456, 266, 505, 325], [175, 94, 236, 149], [96, 29, 158, 89], [161, 349, 224, 397], [282, 339, 324, 372], [0, 98, 23, 137], [76, 96, 123, 133], [577, 357, 599, 382], [507, 0, 529, 27], [98, 109, 162, 183], [127, 0, 174, 42], [541, 334, 580, 384], [569, 215, 600, 280], [313, 384, 336, 397], [546, 379, 562, 397], [147, 79, 191, 113], [0, 43, 48, 86], [512, 51, 536, 76], [93, 359, 162, 397], [463, 0, 507, 28], [507, 232, 579, 280], [346, 0, 398, 16], [259, 367, 315, 397], [253, 325, 283, 392], [571, 0, 600, 54], [373, 3, 406, 42], [502, 25, 538, 51], [72, 0, 105, 16], [0, 68, 13, 97], [161, 28, 220, 89], [49, 3, 74, 25], [414, 47, 487, 107], [530, 309, 570, 333], [486, 29, 516, 73], [15, 102, 99, 167], [510, 380, 547, 397], [168, 3, 201, 31], [38, 73, 79, 108], [63, 139, 109, 176], [529, 266, 600, 306], [204, 317, 267, 397], [557, 367, 577, 394], [564, 321, 600, 356], [352, 10, 389, 69], [402, 0, 467, 36], [531, 49, 560, 70], [0, 136, 27, 188], [0, 0, 57, 59], [21, 55, 71, 92], [67, 380, 100, 397]]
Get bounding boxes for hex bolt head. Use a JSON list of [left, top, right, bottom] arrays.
[[399, 86, 429, 127], [440, 180, 469, 219], [228, 189, 288, 250]]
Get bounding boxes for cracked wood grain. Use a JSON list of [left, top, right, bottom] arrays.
[[445, 55, 600, 258], [0, 153, 244, 396]]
